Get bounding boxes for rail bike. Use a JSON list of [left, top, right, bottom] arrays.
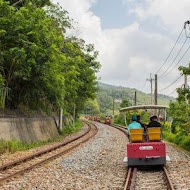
[[105, 116, 112, 125], [120, 105, 169, 166]]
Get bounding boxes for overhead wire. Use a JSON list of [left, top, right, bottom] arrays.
[[144, 82, 151, 92], [158, 43, 190, 79], [165, 86, 180, 96], [158, 32, 189, 78], [159, 74, 183, 92], [141, 80, 147, 92], [155, 28, 184, 74], [166, 77, 190, 96]]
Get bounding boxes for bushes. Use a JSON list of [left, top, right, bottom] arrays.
[[163, 131, 190, 151], [163, 132, 176, 143], [181, 136, 190, 151], [61, 120, 83, 135], [114, 113, 126, 126]]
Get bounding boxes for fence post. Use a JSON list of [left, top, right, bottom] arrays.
[[59, 108, 63, 130]]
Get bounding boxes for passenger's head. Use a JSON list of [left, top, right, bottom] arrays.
[[131, 115, 137, 121], [136, 115, 141, 121], [150, 115, 158, 121]]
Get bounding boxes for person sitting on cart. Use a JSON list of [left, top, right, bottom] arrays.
[[136, 115, 146, 131], [147, 115, 161, 128], [128, 115, 142, 131]]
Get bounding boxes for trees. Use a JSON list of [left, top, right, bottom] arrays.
[[168, 63, 190, 135], [0, 1, 100, 115], [0, 1, 65, 112], [62, 39, 100, 115], [8, 0, 50, 8], [84, 99, 100, 115], [120, 99, 131, 108]]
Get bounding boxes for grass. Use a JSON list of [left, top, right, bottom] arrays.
[[0, 120, 83, 155]]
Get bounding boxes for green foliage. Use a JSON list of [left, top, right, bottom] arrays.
[[62, 39, 100, 115], [180, 136, 190, 151], [8, 0, 51, 8], [163, 132, 176, 143], [97, 82, 173, 115], [97, 90, 112, 113], [83, 99, 100, 115], [120, 98, 131, 108], [114, 112, 126, 126], [61, 120, 83, 135], [163, 62, 190, 152], [0, 1, 100, 115], [163, 131, 190, 151]]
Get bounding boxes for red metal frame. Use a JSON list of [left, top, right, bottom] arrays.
[[127, 142, 166, 158]]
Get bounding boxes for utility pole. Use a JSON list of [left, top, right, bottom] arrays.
[[184, 74, 188, 105], [146, 73, 154, 104], [154, 74, 158, 115], [154, 74, 158, 105], [112, 98, 115, 116], [134, 91, 137, 106], [112, 89, 115, 123]]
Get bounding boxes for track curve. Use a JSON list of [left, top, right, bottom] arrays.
[[0, 121, 98, 185]]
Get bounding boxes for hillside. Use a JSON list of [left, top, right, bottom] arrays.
[[97, 82, 174, 114]]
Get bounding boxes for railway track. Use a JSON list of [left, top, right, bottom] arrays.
[[123, 166, 174, 190], [0, 121, 98, 185], [102, 122, 175, 190]]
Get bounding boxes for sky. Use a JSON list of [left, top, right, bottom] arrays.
[[52, 0, 190, 97]]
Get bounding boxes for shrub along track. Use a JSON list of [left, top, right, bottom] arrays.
[[104, 123, 175, 190], [0, 121, 98, 185]]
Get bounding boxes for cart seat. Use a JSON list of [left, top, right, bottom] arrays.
[[130, 128, 144, 142], [147, 127, 161, 141]]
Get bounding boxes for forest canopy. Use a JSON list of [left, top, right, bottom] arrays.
[[0, 0, 101, 115]]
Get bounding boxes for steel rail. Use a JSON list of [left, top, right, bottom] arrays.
[[0, 122, 91, 171], [129, 168, 137, 190], [0, 122, 98, 185], [103, 122, 176, 190], [163, 166, 175, 190], [123, 167, 132, 190]]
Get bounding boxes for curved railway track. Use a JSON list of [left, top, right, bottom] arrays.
[[102, 122, 175, 190], [0, 121, 98, 185]]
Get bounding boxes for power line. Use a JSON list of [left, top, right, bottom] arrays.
[[158, 33, 189, 78], [159, 74, 183, 92], [144, 82, 151, 92], [165, 86, 180, 96], [141, 80, 147, 92], [159, 43, 190, 79], [166, 77, 190, 96], [155, 28, 184, 74]]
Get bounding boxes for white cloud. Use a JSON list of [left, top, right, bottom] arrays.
[[53, 0, 190, 97], [128, 0, 190, 31]]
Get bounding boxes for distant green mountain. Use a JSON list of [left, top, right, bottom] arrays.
[[97, 82, 174, 114]]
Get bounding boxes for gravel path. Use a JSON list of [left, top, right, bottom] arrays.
[[166, 143, 190, 190], [135, 168, 168, 190], [0, 122, 127, 190]]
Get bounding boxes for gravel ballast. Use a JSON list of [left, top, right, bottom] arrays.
[[0, 122, 128, 190], [166, 143, 190, 189]]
